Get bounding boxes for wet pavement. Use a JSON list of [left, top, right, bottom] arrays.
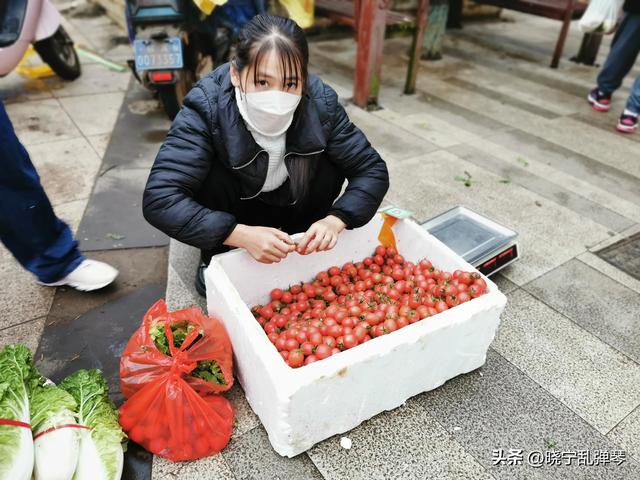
[[1, 3, 639, 479]]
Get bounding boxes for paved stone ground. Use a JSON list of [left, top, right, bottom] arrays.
[[1, 4, 640, 480]]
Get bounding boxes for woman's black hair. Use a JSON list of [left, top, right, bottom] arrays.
[[233, 14, 313, 204], [234, 14, 309, 93]]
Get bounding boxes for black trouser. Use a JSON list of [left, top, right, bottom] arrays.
[[196, 158, 345, 265]]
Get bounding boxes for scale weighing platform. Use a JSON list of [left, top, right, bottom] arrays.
[[420, 206, 519, 277]]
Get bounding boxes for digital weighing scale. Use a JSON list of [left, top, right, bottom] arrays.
[[420, 206, 519, 277]]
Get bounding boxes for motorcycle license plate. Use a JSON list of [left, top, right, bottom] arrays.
[[133, 37, 183, 71]]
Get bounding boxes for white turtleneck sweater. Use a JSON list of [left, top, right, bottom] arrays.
[[235, 93, 289, 193], [247, 126, 288, 192]]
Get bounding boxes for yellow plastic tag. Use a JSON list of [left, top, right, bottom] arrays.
[[377, 213, 398, 250]]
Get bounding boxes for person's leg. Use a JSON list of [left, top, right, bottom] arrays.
[[194, 161, 247, 295], [616, 74, 640, 133], [597, 13, 640, 95], [0, 101, 84, 283], [625, 75, 640, 115]]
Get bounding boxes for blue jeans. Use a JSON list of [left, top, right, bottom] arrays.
[[0, 101, 83, 283], [597, 12, 640, 114]]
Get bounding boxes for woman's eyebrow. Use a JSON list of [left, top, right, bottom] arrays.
[[256, 72, 299, 81], [256, 72, 277, 80]]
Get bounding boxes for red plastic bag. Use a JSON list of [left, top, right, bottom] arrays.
[[119, 372, 234, 461], [120, 299, 234, 398], [118, 300, 235, 460]]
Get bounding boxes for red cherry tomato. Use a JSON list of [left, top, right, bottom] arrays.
[[315, 344, 332, 360], [288, 349, 304, 368], [343, 334, 358, 349], [285, 338, 299, 351]]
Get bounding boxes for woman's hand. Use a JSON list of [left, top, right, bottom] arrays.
[[297, 215, 346, 255], [225, 224, 296, 263]]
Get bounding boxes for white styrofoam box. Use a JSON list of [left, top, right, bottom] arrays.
[[205, 215, 507, 457]]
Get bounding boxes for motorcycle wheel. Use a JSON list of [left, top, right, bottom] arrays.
[[157, 68, 194, 121], [34, 26, 81, 81]]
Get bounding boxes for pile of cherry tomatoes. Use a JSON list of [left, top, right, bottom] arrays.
[[250, 245, 488, 368]]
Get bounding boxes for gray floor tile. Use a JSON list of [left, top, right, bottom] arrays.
[[373, 109, 463, 148], [308, 400, 493, 480], [443, 45, 588, 99], [29, 137, 102, 207], [578, 252, 640, 296], [226, 383, 260, 439], [491, 273, 519, 295], [485, 129, 640, 207], [344, 104, 438, 161], [459, 131, 640, 227], [596, 232, 640, 282], [4, 98, 82, 146], [58, 91, 124, 137], [493, 289, 640, 434], [608, 406, 640, 463], [416, 349, 640, 479], [384, 150, 610, 286], [524, 259, 640, 363], [45, 63, 131, 98], [0, 316, 45, 353], [55, 199, 89, 235], [449, 62, 582, 117], [77, 167, 168, 251], [0, 71, 53, 103], [446, 77, 560, 120], [223, 426, 323, 480], [152, 454, 235, 480], [87, 133, 111, 160], [448, 143, 635, 233], [570, 111, 640, 145], [0, 257, 55, 329]]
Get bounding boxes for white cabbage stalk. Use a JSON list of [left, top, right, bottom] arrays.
[[59, 370, 126, 480], [0, 418, 33, 480], [0, 345, 39, 480], [33, 410, 80, 480], [73, 429, 124, 480]]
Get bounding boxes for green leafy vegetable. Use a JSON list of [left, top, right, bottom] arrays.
[[59, 370, 126, 480], [30, 383, 77, 433], [193, 361, 226, 385], [0, 344, 42, 480], [149, 321, 227, 386]]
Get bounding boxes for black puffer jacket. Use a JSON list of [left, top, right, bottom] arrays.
[[624, 0, 640, 14], [143, 63, 389, 251]]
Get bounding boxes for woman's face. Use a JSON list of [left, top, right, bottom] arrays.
[[231, 49, 303, 96]]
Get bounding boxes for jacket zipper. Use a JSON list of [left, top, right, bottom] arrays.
[[232, 149, 266, 170], [240, 149, 325, 200], [284, 148, 325, 159]]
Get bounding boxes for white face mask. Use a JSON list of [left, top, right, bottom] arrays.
[[235, 86, 301, 137]]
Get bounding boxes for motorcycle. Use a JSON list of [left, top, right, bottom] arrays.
[[126, 0, 266, 120], [0, 0, 81, 80]]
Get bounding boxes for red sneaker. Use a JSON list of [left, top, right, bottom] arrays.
[[616, 112, 638, 134], [588, 88, 611, 112]]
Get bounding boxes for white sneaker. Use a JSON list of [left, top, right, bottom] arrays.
[[40, 259, 118, 291]]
